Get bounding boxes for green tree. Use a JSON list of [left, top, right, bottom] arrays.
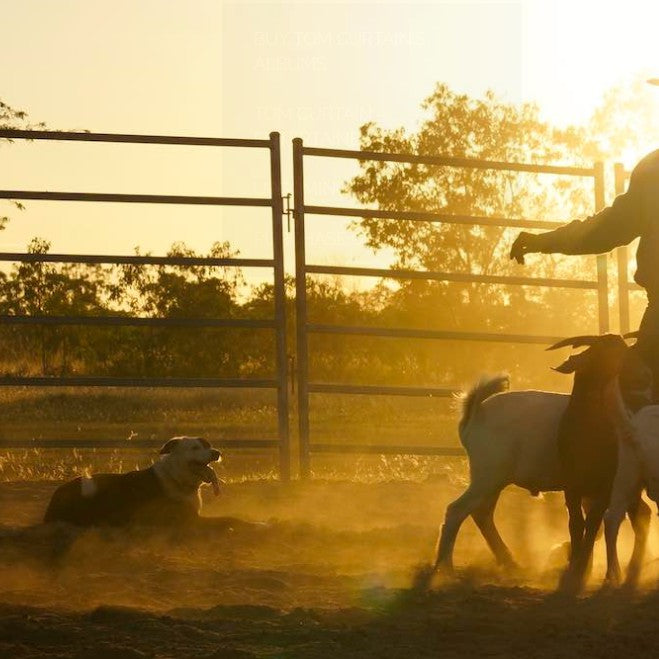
[[586, 75, 659, 164], [337, 80, 659, 387], [0, 99, 46, 229], [107, 242, 246, 377], [346, 84, 597, 275], [0, 238, 109, 374]]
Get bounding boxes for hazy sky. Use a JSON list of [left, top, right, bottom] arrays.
[[2, 0, 659, 282]]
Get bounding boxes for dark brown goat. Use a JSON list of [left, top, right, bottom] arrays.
[[549, 333, 647, 593]]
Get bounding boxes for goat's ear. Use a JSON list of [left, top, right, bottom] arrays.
[[159, 438, 181, 455], [552, 350, 591, 374], [624, 330, 640, 343]]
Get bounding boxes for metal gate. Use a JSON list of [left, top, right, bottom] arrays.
[[292, 138, 610, 477], [0, 129, 290, 479], [0, 130, 635, 480]]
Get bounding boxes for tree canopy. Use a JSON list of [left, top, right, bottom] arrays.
[[1, 80, 657, 388], [0, 99, 46, 230], [342, 79, 658, 342]]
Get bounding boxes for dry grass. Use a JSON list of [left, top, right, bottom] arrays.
[[0, 446, 468, 486], [0, 386, 462, 482], [0, 386, 458, 444]]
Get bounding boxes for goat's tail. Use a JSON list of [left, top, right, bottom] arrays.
[[457, 373, 510, 440]]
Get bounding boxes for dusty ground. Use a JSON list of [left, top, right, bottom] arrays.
[[3, 476, 659, 657]]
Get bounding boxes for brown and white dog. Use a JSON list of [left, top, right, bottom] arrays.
[[44, 437, 222, 528]]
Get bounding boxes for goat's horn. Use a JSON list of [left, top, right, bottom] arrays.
[[546, 335, 599, 351]]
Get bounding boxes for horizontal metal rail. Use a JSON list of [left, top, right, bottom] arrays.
[[0, 252, 274, 268], [0, 190, 271, 207], [0, 376, 277, 388], [0, 438, 279, 450], [308, 383, 455, 397], [302, 146, 595, 177], [305, 264, 599, 290], [0, 129, 270, 149], [310, 443, 465, 456], [0, 315, 275, 329], [307, 323, 561, 345], [304, 204, 564, 229]]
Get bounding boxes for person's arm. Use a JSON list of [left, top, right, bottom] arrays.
[[510, 166, 647, 263]]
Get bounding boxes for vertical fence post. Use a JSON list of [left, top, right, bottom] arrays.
[[269, 132, 290, 481], [614, 162, 630, 335], [593, 161, 610, 333], [293, 137, 311, 478]]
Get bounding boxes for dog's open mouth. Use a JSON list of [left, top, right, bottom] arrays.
[[188, 450, 222, 495], [190, 450, 222, 470]]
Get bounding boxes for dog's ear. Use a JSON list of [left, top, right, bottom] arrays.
[[159, 438, 181, 455], [198, 437, 211, 449]]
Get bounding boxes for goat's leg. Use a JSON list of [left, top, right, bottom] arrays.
[[559, 491, 585, 593], [615, 441, 647, 589], [604, 504, 626, 586], [604, 440, 644, 588], [625, 495, 651, 588], [572, 499, 607, 591], [471, 492, 517, 569], [582, 498, 604, 542], [434, 485, 497, 571], [565, 491, 585, 565]]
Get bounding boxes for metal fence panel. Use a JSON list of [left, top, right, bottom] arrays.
[[293, 139, 611, 477], [0, 129, 290, 479]]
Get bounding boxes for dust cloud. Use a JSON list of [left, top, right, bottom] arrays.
[[3, 472, 659, 656]]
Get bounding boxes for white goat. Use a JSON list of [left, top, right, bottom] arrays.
[[604, 400, 659, 587], [434, 373, 568, 570]]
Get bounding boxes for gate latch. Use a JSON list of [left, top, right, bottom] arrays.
[[282, 193, 292, 232]]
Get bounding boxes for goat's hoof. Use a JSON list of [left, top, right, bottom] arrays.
[[411, 564, 437, 591], [558, 569, 583, 596], [621, 577, 639, 594], [601, 576, 620, 591], [434, 558, 456, 574], [501, 559, 521, 574], [603, 565, 622, 588], [411, 562, 458, 591]]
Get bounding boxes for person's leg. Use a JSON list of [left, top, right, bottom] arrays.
[[619, 345, 653, 411], [621, 300, 658, 409]]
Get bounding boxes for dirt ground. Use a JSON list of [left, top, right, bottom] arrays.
[[3, 476, 659, 658]]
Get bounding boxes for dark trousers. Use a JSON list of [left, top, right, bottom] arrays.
[[621, 297, 659, 410]]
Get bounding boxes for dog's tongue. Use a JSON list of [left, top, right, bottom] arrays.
[[201, 465, 221, 496]]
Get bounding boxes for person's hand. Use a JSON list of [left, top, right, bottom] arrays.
[[509, 232, 539, 264]]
